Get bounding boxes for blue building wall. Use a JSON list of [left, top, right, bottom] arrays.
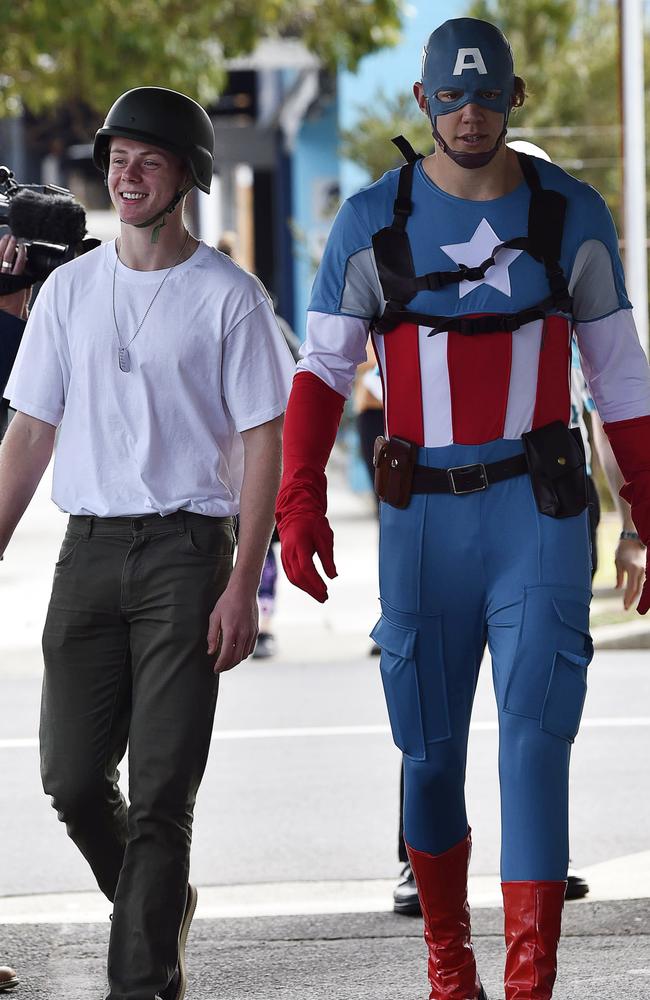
[[289, 4, 464, 337], [291, 94, 340, 340]]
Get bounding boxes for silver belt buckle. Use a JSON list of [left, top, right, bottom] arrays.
[[447, 462, 488, 495]]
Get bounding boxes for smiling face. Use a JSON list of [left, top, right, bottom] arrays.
[[107, 137, 187, 225]]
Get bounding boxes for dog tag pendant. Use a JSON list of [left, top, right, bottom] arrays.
[[118, 347, 131, 373]]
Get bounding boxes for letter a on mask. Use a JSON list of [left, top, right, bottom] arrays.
[[453, 48, 488, 75]]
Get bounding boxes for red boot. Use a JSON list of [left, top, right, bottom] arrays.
[[406, 832, 485, 1000], [501, 881, 566, 999]]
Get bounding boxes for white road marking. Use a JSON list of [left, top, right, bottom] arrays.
[[1, 851, 649, 923], [2, 716, 650, 751]]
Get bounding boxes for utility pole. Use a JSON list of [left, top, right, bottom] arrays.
[[620, 0, 649, 352]]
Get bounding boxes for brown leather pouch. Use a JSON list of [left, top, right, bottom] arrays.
[[373, 435, 418, 509]]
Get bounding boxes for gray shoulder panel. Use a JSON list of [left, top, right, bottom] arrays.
[[340, 248, 384, 318], [569, 239, 621, 322]]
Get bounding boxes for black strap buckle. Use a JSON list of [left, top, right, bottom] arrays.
[[458, 261, 493, 282], [546, 265, 568, 290], [447, 463, 488, 495], [424, 272, 445, 292], [501, 313, 525, 332], [393, 196, 412, 217]]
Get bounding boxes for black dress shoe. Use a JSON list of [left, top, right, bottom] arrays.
[[253, 632, 276, 659], [0, 966, 18, 992], [393, 861, 422, 916], [565, 869, 589, 900]]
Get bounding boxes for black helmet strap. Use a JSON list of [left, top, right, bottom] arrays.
[[133, 179, 194, 243]]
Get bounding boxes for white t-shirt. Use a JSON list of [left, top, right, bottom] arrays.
[[6, 240, 296, 516]]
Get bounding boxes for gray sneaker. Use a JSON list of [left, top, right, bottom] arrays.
[[158, 883, 198, 1000], [176, 884, 198, 1000], [107, 885, 198, 1000]]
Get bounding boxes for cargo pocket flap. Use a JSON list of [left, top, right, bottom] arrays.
[[552, 596, 590, 635], [541, 649, 589, 742], [370, 616, 417, 660], [552, 596, 594, 660], [558, 649, 591, 668]]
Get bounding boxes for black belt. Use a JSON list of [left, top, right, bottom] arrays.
[[412, 453, 529, 496]]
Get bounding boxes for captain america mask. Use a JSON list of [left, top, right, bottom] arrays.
[[421, 17, 515, 168]]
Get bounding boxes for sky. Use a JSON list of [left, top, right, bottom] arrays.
[[339, 1, 463, 195]]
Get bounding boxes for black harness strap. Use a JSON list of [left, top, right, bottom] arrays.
[[391, 160, 418, 233], [517, 152, 565, 262], [410, 236, 530, 293], [389, 138, 423, 234], [373, 303, 550, 337], [517, 151, 572, 312], [391, 134, 422, 165], [371, 137, 425, 327], [371, 139, 572, 337]]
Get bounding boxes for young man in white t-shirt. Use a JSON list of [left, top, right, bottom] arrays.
[[0, 87, 295, 1000]]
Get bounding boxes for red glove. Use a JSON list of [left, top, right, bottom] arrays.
[[276, 371, 345, 602], [603, 414, 650, 614]]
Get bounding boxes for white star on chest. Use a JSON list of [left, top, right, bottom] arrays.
[[440, 218, 523, 299]]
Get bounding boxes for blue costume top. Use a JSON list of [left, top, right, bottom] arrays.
[[300, 157, 649, 447]]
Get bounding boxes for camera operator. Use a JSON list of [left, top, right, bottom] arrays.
[[0, 164, 97, 442], [0, 232, 24, 993], [1, 175, 89, 993], [0, 233, 30, 441]]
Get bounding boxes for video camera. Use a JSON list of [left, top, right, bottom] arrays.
[[0, 165, 100, 293]]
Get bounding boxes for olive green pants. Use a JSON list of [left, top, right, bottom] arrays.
[[40, 510, 235, 1000]]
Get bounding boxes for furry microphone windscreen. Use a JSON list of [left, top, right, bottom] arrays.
[[8, 189, 87, 245]]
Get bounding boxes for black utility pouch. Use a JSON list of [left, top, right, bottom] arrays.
[[521, 421, 588, 518], [373, 435, 418, 509]]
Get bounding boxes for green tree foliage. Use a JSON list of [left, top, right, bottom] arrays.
[[341, 0, 625, 225], [468, 0, 622, 221], [341, 91, 434, 181], [0, 0, 403, 117], [467, 0, 578, 102]]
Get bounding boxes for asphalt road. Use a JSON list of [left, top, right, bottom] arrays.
[[2, 641, 650, 900], [1, 465, 650, 999], [2, 902, 649, 1000], [1, 469, 650, 903]]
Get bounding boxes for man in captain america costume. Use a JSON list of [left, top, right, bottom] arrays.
[[276, 16, 650, 1000]]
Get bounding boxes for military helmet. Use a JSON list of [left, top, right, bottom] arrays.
[[93, 87, 214, 193]]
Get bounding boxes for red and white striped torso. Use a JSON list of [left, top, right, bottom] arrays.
[[371, 315, 571, 446]]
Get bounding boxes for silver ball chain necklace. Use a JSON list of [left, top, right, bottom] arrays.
[[112, 230, 191, 373]]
